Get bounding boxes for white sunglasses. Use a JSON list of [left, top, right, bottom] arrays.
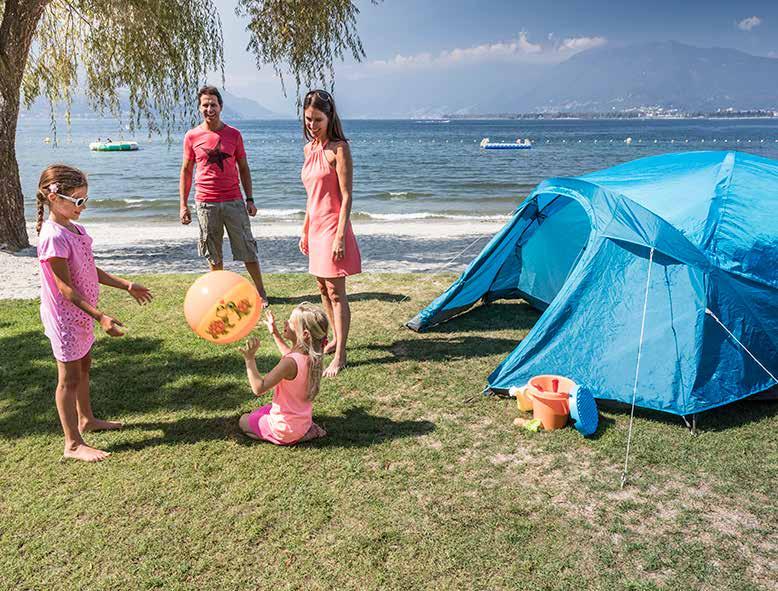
[[54, 192, 88, 207]]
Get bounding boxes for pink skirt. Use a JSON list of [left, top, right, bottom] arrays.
[[246, 405, 301, 446]]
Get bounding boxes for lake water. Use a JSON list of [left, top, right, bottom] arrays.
[[15, 117, 778, 224]]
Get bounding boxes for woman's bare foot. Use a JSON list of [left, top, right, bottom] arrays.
[[298, 422, 327, 442], [323, 357, 346, 378], [62, 443, 111, 462], [79, 418, 123, 433], [323, 339, 337, 355]]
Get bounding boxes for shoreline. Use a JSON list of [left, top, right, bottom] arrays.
[[0, 219, 504, 300]]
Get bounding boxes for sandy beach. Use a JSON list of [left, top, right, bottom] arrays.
[[0, 219, 504, 300]]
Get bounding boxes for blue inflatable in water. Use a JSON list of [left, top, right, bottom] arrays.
[[408, 151, 778, 416]]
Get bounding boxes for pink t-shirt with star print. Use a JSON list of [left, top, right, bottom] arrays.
[[183, 124, 246, 202]]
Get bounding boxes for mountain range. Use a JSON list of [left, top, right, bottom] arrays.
[[515, 41, 778, 113], [18, 42, 778, 119], [21, 89, 279, 120]]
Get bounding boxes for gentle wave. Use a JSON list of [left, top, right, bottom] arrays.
[[456, 181, 528, 190], [371, 190, 435, 201], [89, 198, 172, 209], [257, 208, 306, 219], [83, 199, 509, 222], [351, 211, 511, 222]]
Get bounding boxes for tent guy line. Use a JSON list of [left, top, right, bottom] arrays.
[[621, 247, 655, 489], [704, 307, 778, 384]]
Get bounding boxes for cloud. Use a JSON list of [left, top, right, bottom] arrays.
[[769, 51, 778, 58], [558, 36, 608, 53], [360, 32, 606, 74], [369, 32, 542, 70], [737, 16, 762, 31]]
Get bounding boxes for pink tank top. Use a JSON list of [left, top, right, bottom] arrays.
[[266, 352, 312, 442]]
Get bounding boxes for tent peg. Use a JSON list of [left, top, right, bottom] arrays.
[[681, 414, 698, 435]]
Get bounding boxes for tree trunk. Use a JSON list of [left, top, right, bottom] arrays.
[[0, 81, 28, 251], [0, 0, 49, 251]]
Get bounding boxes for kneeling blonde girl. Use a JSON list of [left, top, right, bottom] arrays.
[[238, 303, 329, 444]]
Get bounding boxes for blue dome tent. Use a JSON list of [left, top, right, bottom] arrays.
[[408, 151, 778, 416]]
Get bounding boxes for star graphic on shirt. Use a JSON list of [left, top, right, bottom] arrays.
[[203, 139, 231, 172]]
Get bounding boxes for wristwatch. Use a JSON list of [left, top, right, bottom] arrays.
[[246, 197, 254, 202]]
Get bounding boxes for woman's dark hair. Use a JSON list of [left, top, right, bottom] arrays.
[[302, 90, 347, 143], [197, 85, 223, 107]]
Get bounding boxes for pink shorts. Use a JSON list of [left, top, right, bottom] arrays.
[[246, 405, 301, 446]]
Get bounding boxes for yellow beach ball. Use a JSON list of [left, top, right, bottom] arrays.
[[184, 271, 261, 344]]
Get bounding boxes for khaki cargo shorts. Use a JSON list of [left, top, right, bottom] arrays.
[[195, 199, 258, 265]]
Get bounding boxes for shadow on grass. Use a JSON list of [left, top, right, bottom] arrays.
[[596, 398, 778, 431], [411, 301, 542, 334], [581, 413, 618, 440], [0, 331, 279, 439], [110, 407, 434, 452], [350, 335, 521, 368], [345, 301, 540, 369], [270, 291, 408, 305]]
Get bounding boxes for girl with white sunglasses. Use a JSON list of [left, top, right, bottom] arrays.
[[35, 164, 154, 462]]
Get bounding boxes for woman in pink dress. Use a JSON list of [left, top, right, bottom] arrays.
[[300, 90, 362, 377]]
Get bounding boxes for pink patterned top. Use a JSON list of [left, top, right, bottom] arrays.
[[37, 220, 100, 362]]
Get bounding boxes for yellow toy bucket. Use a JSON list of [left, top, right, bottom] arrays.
[[510, 385, 535, 412]]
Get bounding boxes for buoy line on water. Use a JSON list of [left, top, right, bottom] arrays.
[[198, 137, 778, 146]]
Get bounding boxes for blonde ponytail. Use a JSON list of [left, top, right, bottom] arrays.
[[288, 302, 329, 401]]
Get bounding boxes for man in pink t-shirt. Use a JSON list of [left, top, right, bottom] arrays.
[[180, 85, 268, 304]]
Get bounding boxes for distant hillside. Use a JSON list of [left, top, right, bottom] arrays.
[[519, 41, 778, 112], [21, 89, 280, 120], [220, 90, 278, 119]]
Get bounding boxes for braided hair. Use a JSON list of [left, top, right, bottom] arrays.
[[36, 164, 88, 234]]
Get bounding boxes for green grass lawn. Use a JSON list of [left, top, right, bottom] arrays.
[[1, 273, 776, 590]]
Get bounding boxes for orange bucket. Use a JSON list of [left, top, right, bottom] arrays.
[[527, 375, 573, 431], [530, 391, 570, 430], [527, 375, 576, 400]]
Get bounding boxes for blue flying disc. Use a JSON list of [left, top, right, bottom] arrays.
[[569, 384, 598, 437]]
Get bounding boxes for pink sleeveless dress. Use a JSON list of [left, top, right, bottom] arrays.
[[247, 352, 312, 445], [301, 139, 361, 278]]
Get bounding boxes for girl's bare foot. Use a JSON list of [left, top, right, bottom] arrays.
[[79, 418, 123, 433], [323, 357, 346, 378], [62, 443, 111, 462], [298, 422, 327, 442], [323, 340, 337, 355]]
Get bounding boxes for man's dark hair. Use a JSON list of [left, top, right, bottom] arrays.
[[197, 85, 223, 107]]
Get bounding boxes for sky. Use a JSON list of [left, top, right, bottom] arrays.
[[212, 0, 778, 116]]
